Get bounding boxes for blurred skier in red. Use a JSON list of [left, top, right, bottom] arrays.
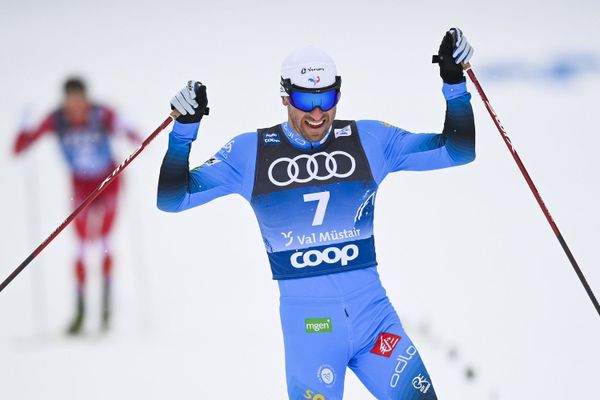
[[13, 77, 141, 334]]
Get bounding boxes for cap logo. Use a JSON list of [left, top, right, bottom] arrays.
[[308, 76, 321, 86], [300, 67, 325, 74]]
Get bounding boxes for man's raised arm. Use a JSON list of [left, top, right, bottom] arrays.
[[357, 28, 476, 181], [157, 81, 253, 212]]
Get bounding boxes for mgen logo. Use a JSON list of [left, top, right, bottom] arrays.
[[305, 318, 332, 333]]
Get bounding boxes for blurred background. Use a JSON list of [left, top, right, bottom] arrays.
[[1, 0, 599, 398]]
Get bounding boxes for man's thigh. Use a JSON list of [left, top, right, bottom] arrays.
[[280, 300, 349, 400], [349, 323, 437, 400]]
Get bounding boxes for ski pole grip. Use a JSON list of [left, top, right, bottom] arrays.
[[168, 108, 209, 120]]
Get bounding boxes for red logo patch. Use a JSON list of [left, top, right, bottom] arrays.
[[370, 332, 401, 357]]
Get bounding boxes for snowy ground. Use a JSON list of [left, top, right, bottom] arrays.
[[1, 1, 599, 399]]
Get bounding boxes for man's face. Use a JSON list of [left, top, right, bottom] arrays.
[[64, 90, 89, 125], [282, 96, 337, 142]]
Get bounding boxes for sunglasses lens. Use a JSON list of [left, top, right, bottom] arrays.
[[289, 90, 339, 112]]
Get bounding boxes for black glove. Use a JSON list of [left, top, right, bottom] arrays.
[[432, 28, 474, 84], [170, 80, 210, 124]]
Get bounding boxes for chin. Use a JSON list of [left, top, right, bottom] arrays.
[[301, 120, 331, 142], [302, 130, 326, 142]]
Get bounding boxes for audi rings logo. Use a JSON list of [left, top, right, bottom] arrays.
[[268, 151, 356, 187], [291, 244, 359, 269]]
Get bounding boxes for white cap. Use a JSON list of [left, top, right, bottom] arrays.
[[280, 45, 338, 96]]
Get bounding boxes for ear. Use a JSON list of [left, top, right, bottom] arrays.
[[281, 96, 290, 106]]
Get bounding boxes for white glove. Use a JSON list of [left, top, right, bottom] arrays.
[[451, 28, 474, 65], [170, 80, 199, 116], [170, 80, 209, 124]]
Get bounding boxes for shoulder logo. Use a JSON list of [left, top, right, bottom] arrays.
[[334, 125, 352, 138], [219, 140, 235, 159]]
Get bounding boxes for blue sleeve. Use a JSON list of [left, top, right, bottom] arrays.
[[157, 121, 257, 212], [358, 82, 475, 184]]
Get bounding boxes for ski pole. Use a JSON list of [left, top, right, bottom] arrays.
[[464, 63, 600, 317], [0, 110, 181, 293]]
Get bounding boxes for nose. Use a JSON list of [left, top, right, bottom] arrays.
[[308, 107, 324, 120]]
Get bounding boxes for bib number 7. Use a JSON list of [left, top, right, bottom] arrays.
[[303, 191, 330, 226]]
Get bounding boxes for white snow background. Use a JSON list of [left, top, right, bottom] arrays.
[[1, 0, 599, 399]]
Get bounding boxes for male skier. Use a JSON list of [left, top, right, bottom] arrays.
[[14, 77, 141, 334], [158, 28, 475, 399]]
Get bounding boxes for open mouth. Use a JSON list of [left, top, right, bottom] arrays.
[[305, 119, 326, 130]]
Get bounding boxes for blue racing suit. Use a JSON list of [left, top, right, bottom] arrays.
[[157, 82, 475, 399]]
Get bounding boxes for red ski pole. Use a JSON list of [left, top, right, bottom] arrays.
[[464, 63, 599, 317], [0, 110, 180, 293]]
